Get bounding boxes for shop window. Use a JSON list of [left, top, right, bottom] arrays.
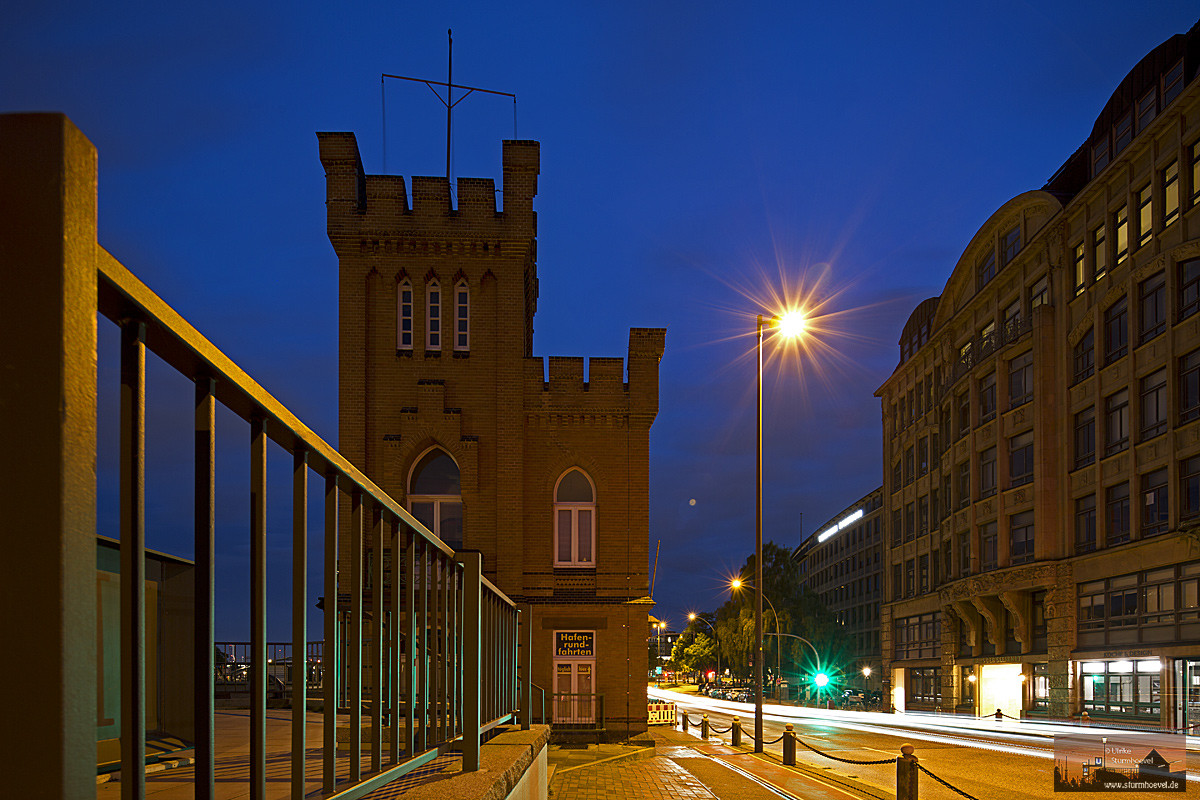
[[1080, 659, 1161, 718], [960, 666, 976, 705], [1032, 663, 1050, 711], [908, 667, 941, 705]]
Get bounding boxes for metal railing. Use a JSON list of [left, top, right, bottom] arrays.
[[2, 113, 527, 800], [550, 693, 606, 732], [214, 641, 326, 691]]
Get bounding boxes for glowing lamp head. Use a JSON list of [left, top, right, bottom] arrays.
[[862, 667, 871, 677], [968, 673, 977, 683], [814, 672, 830, 688], [775, 310, 806, 339], [688, 613, 697, 621], [730, 578, 743, 591]]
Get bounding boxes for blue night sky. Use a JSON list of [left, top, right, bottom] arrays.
[[4, 2, 1198, 640]]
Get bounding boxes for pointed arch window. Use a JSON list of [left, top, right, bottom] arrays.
[[427, 280, 441, 351], [554, 469, 595, 567], [408, 447, 461, 549], [397, 279, 413, 350], [454, 279, 469, 351]]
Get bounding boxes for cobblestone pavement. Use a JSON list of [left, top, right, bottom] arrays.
[[552, 756, 720, 800]]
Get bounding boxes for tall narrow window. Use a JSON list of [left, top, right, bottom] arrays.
[[1103, 296, 1127, 365], [1093, 224, 1107, 282], [1181, 349, 1200, 423], [1074, 406, 1096, 469], [408, 447, 463, 550], [1142, 468, 1168, 538], [1073, 329, 1095, 383], [1093, 136, 1110, 177], [554, 468, 596, 566], [1163, 59, 1184, 108], [1137, 88, 1157, 132], [1164, 161, 1180, 228], [1105, 389, 1129, 456], [979, 372, 997, 423], [1000, 225, 1020, 267], [1073, 242, 1086, 295], [1140, 368, 1167, 440], [1114, 206, 1128, 267], [1009, 431, 1033, 487], [978, 249, 996, 289], [1139, 272, 1165, 343], [1137, 185, 1152, 249], [426, 280, 441, 351], [1192, 141, 1200, 207], [1183, 456, 1200, 521], [980, 447, 997, 498], [980, 522, 998, 571], [957, 461, 970, 509], [397, 279, 413, 350], [1180, 259, 1200, 321], [1010, 511, 1034, 565], [1113, 111, 1133, 156], [1107, 483, 1130, 545], [453, 279, 469, 351], [1008, 352, 1032, 408], [1075, 495, 1097, 554]]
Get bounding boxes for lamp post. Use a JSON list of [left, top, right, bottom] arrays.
[[688, 613, 721, 687], [655, 621, 664, 686]]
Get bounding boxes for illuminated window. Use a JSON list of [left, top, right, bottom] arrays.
[[453, 279, 469, 351], [1093, 224, 1107, 282], [1164, 161, 1179, 228], [426, 280, 441, 351], [396, 279, 413, 350], [408, 447, 462, 549], [555, 469, 596, 567], [1114, 206, 1128, 266], [1136, 185, 1152, 249], [1192, 142, 1200, 208], [1073, 242, 1086, 295]]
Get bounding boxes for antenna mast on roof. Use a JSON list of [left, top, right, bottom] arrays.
[[380, 32, 518, 182]]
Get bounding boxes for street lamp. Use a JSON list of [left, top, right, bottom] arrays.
[[688, 613, 721, 687], [753, 309, 804, 753]]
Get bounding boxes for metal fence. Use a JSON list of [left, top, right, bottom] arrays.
[[2, 113, 528, 800]]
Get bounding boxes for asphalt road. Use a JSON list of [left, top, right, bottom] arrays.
[[658, 690, 1199, 800]]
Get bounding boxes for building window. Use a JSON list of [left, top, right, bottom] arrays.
[[919, 554, 929, 594], [396, 279, 414, 350], [918, 436, 929, 476], [1180, 259, 1200, 321], [408, 447, 463, 550], [979, 372, 996, 423], [1136, 185, 1153, 250], [1107, 482, 1130, 546], [894, 613, 941, 661], [904, 502, 915, 542], [1010, 511, 1034, 565], [905, 559, 914, 598], [1115, 206, 1129, 266], [1000, 225, 1020, 267], [892, 460, 902, 494], [1009, 431, 1033, 487], [1192, 141, 1200, 208], [1139, 272, 1165, 344], [1181, 349, 1200, 423], [554, 468, 596, 566], [892, 563, 902, 601], [1093, 135, 1110, 177], [1104, 389, 1129, 456], [1073, 242, 1086, 295], [1075, 406, 1096, 469], [1003, 299, 1021, 343], [957, 391, 970, 438], [1140, 369, 1167, 441], [426, 280, 442, 350], [1103, 296, 1127, 364], [980, 447, 997, 498], [1164, 161, 1180, 228], [453, 280, 469, 351], [1113, 111, 1133, 156], [1093, 224, 1107, 282], [918, 495, 929, 536], [1139, 90, 1158, 134], [1008, 352, 1032, 408], [904, 446, 914, 485], [1080, 658, 1162, 717], [1073, 329, 1094, 384], [1183, 456, 1200, 521], [978, 249, 996, 289], [1142, 468, 1168, 539], [909, 667, 941, 705], [1076, 494, 1097, 554], [1163, 58, 1184, 107], [958, 531, 971, 577], [892, 510, 902, 547], [957, 461, 970, 509], [1030, 275, 1048, 309], [979, 320, 996, 357], [980, 522, 997, 571]]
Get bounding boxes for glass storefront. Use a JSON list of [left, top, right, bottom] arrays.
[[1081, 658, 1160, 718]]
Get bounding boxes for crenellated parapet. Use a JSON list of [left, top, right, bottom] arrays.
[[316, 132, 539, 241]]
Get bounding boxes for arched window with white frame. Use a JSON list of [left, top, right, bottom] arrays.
[[397, 279, 413, 350], [454, 279, 469, 351], [426, 280, 441, 351], [408, 447, 461, 549], [554, 468, 595, 566]]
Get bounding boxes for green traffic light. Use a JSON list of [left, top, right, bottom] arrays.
[[814, 672, 829, 687]]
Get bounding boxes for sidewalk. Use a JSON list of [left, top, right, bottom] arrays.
[[549, 724, 868, 800]]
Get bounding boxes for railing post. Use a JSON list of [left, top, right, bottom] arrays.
[[731, 717, 741, 747], [896, 743, 918, 800], [461, 552, 482, 771], [783, 723, 796, 765], [0, 111, 99, 800], [520, 604, 532, 730]]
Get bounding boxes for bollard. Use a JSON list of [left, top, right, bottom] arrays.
[[783, 723, 796, 766], [994, 708, 1002, 721], [682, 711, 689, 733], [1080, 711, 1090, 727], [896, 743, 918, 800], [701, 714, 710, 740], [731, 717, 741, 747]]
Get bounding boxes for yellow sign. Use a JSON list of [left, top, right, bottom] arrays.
[[555, 631, 594, 658]]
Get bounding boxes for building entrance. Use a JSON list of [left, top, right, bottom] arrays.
[[554, 660, 595, 723], [979, 663, 1023, 719]]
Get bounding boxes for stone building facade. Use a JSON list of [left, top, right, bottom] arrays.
[[318, 133, 665, 738], [793, 488, 885, 693], [877, 21, 1200, 728]]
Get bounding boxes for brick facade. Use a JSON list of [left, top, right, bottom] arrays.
[[318, 132, 664, 739]]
